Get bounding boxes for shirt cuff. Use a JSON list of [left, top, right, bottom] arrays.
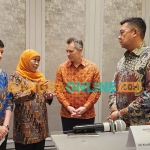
[[63, 101, 70, 108], [83, 103, 90, 110], [6, 106, 13, 112], [110, 105, 118, 113], [120, 108, 128, 118]]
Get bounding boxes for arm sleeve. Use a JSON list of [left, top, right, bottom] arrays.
[[5, 71, 13, 112], [54, 66, 70, 108], [108, 73, 118, 112], [119, 60, 150, 118], [108, 58, 124, 113], [45, 98, 53, 105], [9, 72, 36, 104]]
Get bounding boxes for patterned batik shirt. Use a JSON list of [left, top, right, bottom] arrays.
[[0, 69, 13, 125], [9, 72, 49, 145], [55, 58, 101, 119], [109, 42, 150, 126]]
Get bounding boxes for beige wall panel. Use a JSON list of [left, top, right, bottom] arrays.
[[102, 0, 142, 122], [26, 0, 46, 74], [142, 0, 150, 45], [0, 0, 26, 75], [85, 0, 104, 123], [45, 0, 86, 132], [0, 0, 26, 138]]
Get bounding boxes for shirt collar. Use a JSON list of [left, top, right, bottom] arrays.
[[124, 42, 147, 57], [66, 57, 87, 67]]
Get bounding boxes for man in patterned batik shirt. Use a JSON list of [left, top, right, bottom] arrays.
[[55, 37, 100, 132], [0, 40, 13, 150], [107, 17, 150, 127]]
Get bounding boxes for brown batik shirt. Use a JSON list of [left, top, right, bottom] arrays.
[[109, 42, 150, 126], [9, 72, 49, 145]]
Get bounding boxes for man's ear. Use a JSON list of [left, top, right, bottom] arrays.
[[133, 28, 139, 37]]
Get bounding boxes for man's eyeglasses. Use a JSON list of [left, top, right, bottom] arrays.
[[119, 28, 135, 36]]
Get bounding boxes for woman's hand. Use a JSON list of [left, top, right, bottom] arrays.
[[0, 126, 8, 140], [44, 92, 57, 99], [30, 79, 41, 93]]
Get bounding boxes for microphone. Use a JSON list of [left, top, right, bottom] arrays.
[[73, 120, 126, 133]]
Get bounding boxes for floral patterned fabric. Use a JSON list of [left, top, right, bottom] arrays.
[[0, 69, 13, 125], [109, 43, 150, 126], [55, 58, 101, 119], [9, 72, 49, 145]]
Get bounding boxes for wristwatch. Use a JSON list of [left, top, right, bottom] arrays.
[[3, 124, 9, 129]]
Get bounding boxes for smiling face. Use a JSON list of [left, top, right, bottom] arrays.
[[29, 56, 40, 72], [0, 47, 4, 60]]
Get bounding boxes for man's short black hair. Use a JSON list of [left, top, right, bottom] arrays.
[[120, 17, 146, 39], [0, 40, 4, 48]]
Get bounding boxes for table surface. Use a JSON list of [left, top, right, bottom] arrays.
[[51, 131, 136, 150]]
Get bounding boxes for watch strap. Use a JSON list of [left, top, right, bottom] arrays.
[[3, 124, 9, 129]]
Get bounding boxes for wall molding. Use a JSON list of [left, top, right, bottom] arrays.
[[85, 0, 104, 123], [142, 0, 150, 45], [26, 0, 45, 74]]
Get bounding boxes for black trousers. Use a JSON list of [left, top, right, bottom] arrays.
[[0, 134, 8, 150], [15, 139, 45, 150], [61, 116, 95, 132]]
